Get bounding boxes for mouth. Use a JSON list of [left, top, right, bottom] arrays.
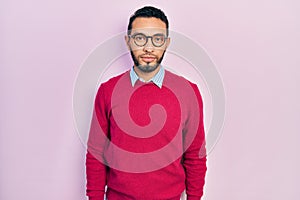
[[140, 55, 156, 63]]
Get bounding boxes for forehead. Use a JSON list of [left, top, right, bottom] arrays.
[[131, 17, 167, 35]]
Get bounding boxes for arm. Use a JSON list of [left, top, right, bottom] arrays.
[[86, 85, 109, 200], [182, 83, 207, 200]]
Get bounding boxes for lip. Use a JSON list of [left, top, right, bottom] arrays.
[[141, 55, 156, 63]]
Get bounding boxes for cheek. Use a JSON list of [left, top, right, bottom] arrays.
[[129, 44, 140, 53], [156, 49, 166, 58], [129, 42, 142, 52], [131, 49, 142, 58]]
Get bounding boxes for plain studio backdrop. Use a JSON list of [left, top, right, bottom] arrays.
[[1, 0, 299, 199]]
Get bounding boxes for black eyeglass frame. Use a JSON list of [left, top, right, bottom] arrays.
[[128, 33, 168, 47]]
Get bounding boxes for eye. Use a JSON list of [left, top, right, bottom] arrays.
[[154, 37, 163, 42], [134, 34, 145, 41], [153, 35, 165, 43]]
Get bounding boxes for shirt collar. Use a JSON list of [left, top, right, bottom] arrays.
[[130, 66, 165, 88]]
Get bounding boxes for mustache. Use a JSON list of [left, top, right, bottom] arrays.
[[139, 54, 157, 58]]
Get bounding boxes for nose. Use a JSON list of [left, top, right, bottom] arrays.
[[143, 38, 154, 52]]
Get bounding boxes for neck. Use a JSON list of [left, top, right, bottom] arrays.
[[133, 65, 161, 82]]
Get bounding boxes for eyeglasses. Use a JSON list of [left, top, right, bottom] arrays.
[[128, 33, 168, 47]]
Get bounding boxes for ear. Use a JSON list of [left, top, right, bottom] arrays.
[[165, 37, 171, 49], [125, 35, 131, 50]]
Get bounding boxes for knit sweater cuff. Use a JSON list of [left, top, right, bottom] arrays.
[[88, 196, 104, 200], [187, 195, 201, 200]]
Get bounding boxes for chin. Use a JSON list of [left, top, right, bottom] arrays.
[[136, 63, 160, 73]]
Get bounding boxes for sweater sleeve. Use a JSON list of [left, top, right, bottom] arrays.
[[86, 84, 109, 200], [182, 83, 207, 200]]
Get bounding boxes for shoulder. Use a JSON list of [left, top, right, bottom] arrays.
[[97, 70, 130, 93], [164, 69, 199, 90], [94, 70, 129, 101], [101, 71, 129, 89], [164, 69, 203, 103]]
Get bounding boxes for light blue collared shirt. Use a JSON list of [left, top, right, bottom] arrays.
[[130, 66, 165, 88]]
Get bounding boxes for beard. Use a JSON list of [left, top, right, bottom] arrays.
[[130, 49, 166, 73]]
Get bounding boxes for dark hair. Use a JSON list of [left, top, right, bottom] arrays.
[[127, 6, 169, 36]]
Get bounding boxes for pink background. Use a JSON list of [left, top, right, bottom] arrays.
[[1, 0, 299, 199]]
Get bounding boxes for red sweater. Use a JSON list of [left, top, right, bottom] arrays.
[[86, 70, 207, 200]]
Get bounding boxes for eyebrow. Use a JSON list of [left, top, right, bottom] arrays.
[[131, 32, 166, 36]]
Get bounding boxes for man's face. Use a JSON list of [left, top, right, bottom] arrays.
[[126, 17, 170, 73]]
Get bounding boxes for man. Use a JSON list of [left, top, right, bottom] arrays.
[[86, 6, 207, 200]]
